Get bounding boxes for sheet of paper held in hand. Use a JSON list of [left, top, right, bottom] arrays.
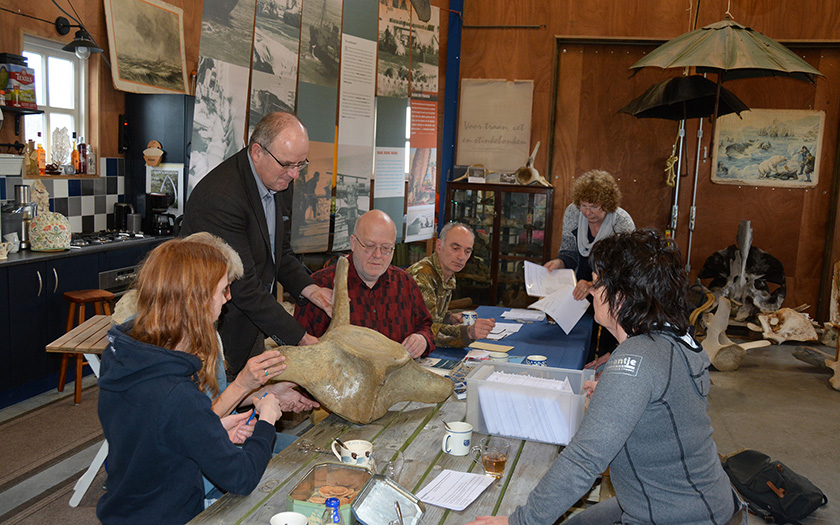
[[415, 469, 496, 511], [523, 261, 589, 334]]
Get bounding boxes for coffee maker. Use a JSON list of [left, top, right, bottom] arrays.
[[1, 185, 38, 249], [147, 192, 175, 235]]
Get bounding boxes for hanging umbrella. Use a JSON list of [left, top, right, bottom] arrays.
[[619, 75, 750, 237], [629, 17, 823, 270], [630, 18, 823, 83], [619, 75, 749, 121]]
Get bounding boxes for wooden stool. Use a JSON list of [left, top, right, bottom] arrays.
[[60, 289, 114, 403]]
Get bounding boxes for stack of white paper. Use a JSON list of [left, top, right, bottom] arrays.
[[416, 470, 496, 511], [523, 261, 589, 334], [476, 371, 575, 444], [486, 322, 522, 340]]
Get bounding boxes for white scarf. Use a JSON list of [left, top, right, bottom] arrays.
[[577, 209, 616, 257]]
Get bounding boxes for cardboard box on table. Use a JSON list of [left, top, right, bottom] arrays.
[[465, 362, 595, 446]]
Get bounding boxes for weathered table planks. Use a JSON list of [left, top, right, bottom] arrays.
[[189, 394, 569, 524]]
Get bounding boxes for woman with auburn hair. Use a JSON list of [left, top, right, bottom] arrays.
[[97, 239, 283, 524], [468, 230, 744, 525], [544, 170, 635, 300]]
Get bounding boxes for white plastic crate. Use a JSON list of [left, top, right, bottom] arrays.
[[465, 361, 594, 446]]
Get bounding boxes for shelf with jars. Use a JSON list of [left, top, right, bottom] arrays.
[[445, 182, 553, 307]]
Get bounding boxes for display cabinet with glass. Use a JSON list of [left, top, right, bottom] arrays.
[[445, 182, 553, 306]]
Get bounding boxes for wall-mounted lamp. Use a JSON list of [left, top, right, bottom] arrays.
[[55, 16, 102, 60]]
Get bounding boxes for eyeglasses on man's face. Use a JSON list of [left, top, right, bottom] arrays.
[[258, 143, 309, 172], [354, 236, 395, 256]]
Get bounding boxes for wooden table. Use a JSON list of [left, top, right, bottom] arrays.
[[46, 314, 112, 389], [191, 392, 599, 524], [45, 314, 111, 507]]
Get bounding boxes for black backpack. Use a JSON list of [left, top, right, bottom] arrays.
[[722, 449, 827, 524]]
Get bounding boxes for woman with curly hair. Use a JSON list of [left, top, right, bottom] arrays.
[[97, 239, 284, 524], [468, 230, 745, 525], [544, 170, 635, 300]]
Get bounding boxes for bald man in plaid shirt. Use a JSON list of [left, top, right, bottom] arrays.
[[295, 210, 434, 358]]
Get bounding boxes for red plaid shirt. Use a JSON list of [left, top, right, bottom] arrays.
[[294, 255, 435, 356]]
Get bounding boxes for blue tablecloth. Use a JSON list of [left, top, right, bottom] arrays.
[[429, 305, 593, 370]]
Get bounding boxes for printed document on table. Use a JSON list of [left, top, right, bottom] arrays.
[[530, 287, 589, 334], [524, 261, 576, 297], [415, 469, 496, 511]]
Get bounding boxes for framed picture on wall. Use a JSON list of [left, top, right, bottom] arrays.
[[711, 109, 824, 188], [146, 163, 184, 216]]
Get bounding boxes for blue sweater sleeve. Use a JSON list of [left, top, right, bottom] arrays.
[[160, 383, 274, 495]]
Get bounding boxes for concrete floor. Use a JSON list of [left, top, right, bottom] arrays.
[[1, 342, 837, 523], [707, 343, 839, 524]]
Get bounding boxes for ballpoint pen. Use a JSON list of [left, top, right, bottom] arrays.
[[246, 392, 268, 425]]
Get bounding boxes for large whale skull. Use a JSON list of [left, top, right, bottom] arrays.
[[266, 256, 454, 423]]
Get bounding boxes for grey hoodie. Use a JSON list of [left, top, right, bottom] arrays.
[[510, 331, 735, 524]]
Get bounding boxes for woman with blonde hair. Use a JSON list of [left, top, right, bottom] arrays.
[[544, 170, 635, 300], [97, 239, 283, 524]]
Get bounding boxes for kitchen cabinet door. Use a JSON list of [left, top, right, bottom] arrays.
[[0, 267, 9, 388], [5, 253, 99, 391], [46, 254, 100, 344], [7, 261, 54, 389]]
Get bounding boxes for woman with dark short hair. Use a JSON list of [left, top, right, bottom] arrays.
[[468, 229, 744, 525]]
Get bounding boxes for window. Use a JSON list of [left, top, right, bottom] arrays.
[[22, 35, 86, 164]]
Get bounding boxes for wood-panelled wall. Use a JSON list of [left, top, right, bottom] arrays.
[[461, 0, 840, 320]]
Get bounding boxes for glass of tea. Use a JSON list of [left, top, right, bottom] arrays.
[[470, 436, 511, 479]]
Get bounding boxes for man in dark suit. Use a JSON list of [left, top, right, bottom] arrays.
[[181, 112, 333, 380]]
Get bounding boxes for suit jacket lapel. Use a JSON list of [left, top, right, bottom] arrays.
[[238, 150, 273, 259]]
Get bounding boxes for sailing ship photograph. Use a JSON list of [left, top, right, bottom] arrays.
[[199, 0, 256, 67], [299, 0, 342, 87]]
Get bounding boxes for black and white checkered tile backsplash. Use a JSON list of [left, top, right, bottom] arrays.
[[2, 158, 125, 233]]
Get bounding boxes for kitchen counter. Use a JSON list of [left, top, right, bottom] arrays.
[[0, 235, 173, 268]]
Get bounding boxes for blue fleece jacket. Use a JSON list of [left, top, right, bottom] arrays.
[[96, 322, 275, 524]]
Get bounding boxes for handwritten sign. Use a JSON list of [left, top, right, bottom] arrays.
[[456, 79, 533, 171]]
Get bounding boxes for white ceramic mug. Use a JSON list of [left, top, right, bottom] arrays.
[[0, 242, 12, 259], [331, 439, 373, 467], [526, 354, 547, 366], [441, 421, 473, 456], [269, 511, 309, 525], [461, 311, 477, 326]]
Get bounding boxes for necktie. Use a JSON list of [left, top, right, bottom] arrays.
[[263, 192, 275, 260]]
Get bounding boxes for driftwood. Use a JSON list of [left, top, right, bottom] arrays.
[[701, 297, 770, 371], [267, 256, 453, 423]]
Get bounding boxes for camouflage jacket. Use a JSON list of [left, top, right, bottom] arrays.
[[407, 253, 472, 348]]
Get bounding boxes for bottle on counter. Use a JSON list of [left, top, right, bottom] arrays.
[[71, 132, 80, 173], [321, 497, 345, 524], [36, 132, 46, 176], [0, 89, 5, 106], [77, 136, 87, 174], [22, 139, 38, 177], [86, 144, 96, 174]]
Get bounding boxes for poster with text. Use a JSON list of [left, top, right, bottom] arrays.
[[456, 79, 533, 172]]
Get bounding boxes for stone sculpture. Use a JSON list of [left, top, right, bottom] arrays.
[[267, 256, 453, 424]]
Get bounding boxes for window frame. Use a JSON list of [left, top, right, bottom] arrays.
[[22, 34, 86, 158]]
